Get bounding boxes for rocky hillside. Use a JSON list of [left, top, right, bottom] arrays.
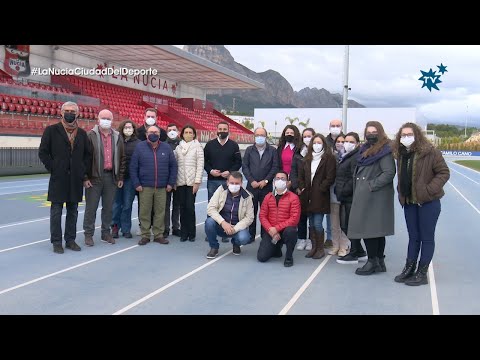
[[183, 45, 364, 115]]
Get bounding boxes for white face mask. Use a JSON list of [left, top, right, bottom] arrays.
[[303, 136, 312, 146], [168, 130, 178, 139], [228, 184, 241, 194], [313, 143, 323, 153], [344, 142, 356, 153], [400, 135, 415, 148], [123, 128, 134, 137], [274, 179, 287, 192], [330, 127, 342, 136], [145, 117, 156, 126], [99, 118, 112, 129]]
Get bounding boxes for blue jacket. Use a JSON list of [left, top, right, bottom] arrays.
[[130, 140, 177, 189]]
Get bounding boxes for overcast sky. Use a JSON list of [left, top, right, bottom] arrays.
[[176, 45, 479, 127]]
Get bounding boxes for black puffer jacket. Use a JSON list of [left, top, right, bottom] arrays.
[[334, 147, 359, 203], [122, 136, 140, 179]]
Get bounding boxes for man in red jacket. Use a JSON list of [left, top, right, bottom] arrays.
[[257, 171, 301, 267]]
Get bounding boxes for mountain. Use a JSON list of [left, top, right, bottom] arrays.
[[183, 45, 365, 115]]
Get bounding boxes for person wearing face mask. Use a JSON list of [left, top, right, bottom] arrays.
[[335, 132, 368, 265], [257, 171, 301, 267], [135, 108, 167, 236], [298, 134, 336, 260], [130, 125, 178, 246], [348, 121, 396, 276], [174, 125, 204, 242], [83, 109, 126, 247], [39, 101, 91, 254], [392, 123, 449, 286], [205, 172, 254, 259], [290, 128, 315, 252], [136, 108, 167, 142], [204, 121, 242, 243], [163, 123, 181, 239], [324, 119, 345, 250], [276, 125, 302, 185], [242, 127, 279, 243], [111, 120, 140, 240]]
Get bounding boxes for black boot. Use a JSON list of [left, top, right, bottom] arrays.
[[355, 257, 382, 275], [405, 264, 429, 286], [394, 259, 416, 283], [378, 255, 386, 272]]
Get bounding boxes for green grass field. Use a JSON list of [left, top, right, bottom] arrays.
[[455, 160, 480, 172]]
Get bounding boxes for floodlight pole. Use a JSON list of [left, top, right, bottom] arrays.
[[342, 45, 350, 132]]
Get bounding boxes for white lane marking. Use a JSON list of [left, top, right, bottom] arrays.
[[0, 246, 139, 296], [0, 183, 49, 190], [113, 234, 260, 315], [448, 165, 480, 185], [0, 189, 49, 196], [448, 181, 480, 215], [428, 262, 440, 315], [448, 160, 480, 174], [0, 200, 209, 252], [278, 255, 332, 315]]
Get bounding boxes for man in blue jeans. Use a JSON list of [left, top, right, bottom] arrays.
[[205, 171, 254, 259]]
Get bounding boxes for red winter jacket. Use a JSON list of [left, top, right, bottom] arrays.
[[260, 190, 301, 233]]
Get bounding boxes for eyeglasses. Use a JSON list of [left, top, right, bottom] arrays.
[[148, 132, 160, 135], [401, 133, 414, 138], [63, 110, 76, 114]]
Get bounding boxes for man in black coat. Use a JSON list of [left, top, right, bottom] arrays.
[[39, 101, 91, 254]]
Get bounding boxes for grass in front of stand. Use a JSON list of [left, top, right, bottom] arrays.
[[455, 160, 480, 172]]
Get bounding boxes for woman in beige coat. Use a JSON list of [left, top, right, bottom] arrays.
[[175, 125, 204, 242]]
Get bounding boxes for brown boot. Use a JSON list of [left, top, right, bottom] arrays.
[[305, 227, 317, 258], [153, 236, 169, 244], [312, 230, 325, 259]]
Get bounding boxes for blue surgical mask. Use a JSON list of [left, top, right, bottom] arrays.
[[255, 136, 266, 146]]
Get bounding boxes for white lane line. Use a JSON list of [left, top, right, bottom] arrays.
[[0, 189, 49, 196], [448, 181, 480, 215], [278, 255, 332, 315], [113, 234, 260, 315], [0, 219, 214, 296], [0, 200, 208, 252], [0, 245, 139, 296], [0, 179, 49, 185], [448, 165, 480, 185], [428, 262, 440, 315]]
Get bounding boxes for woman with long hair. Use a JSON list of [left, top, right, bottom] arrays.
[[277, 125, 302, 188], [298, 133, 336, 259], [392, 122, 449, 286], [291, 127, 315, 252], [111, 120, 140, 239], [174, 125, 204, 242], [335, 132, 368, 264], [348, 121, 396, 275]]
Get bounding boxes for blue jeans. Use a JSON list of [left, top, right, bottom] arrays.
[[404, 199, 441, 266], [207, 179, 226, 202], [205, 217, 250, 250], [309, 213, 326, 233], [112, 178, 136, 234], [324, 213, 332, 240]]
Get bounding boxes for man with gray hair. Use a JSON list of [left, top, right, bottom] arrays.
[[39, 101, 91, 254], [242, 127, 279, 242], [83, 109, 126, 246]]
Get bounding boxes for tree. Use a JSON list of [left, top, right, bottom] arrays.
[[298, 118, 310, 129], [259, 120, 266, 129], [285, 116, 299, 125], [241, 118, 254, 130]]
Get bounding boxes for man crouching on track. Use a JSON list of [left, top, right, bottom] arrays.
[[205, 171, 254, 259]]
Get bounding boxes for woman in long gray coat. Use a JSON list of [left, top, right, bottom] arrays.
[[348, 121, 396, 276]]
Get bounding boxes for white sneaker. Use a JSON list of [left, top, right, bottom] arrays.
[[296, 239, 306, 250], [136, 228, 142, 236], [305, 239, 312, 251]]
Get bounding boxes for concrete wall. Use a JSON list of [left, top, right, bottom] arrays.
[[0, 135, 41, 147]]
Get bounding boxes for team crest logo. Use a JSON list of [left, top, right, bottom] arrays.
[[3, 45, 31, 77]]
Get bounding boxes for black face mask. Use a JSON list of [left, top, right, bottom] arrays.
[[218, 132, 228, 139], [285, 135, 295, 143], [148, 134, 159, 143], [365, 134, 378, 144], [64, 113, 77, 123]]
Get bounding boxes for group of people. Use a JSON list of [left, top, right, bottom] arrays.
[[39, 101, 450, 286]]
